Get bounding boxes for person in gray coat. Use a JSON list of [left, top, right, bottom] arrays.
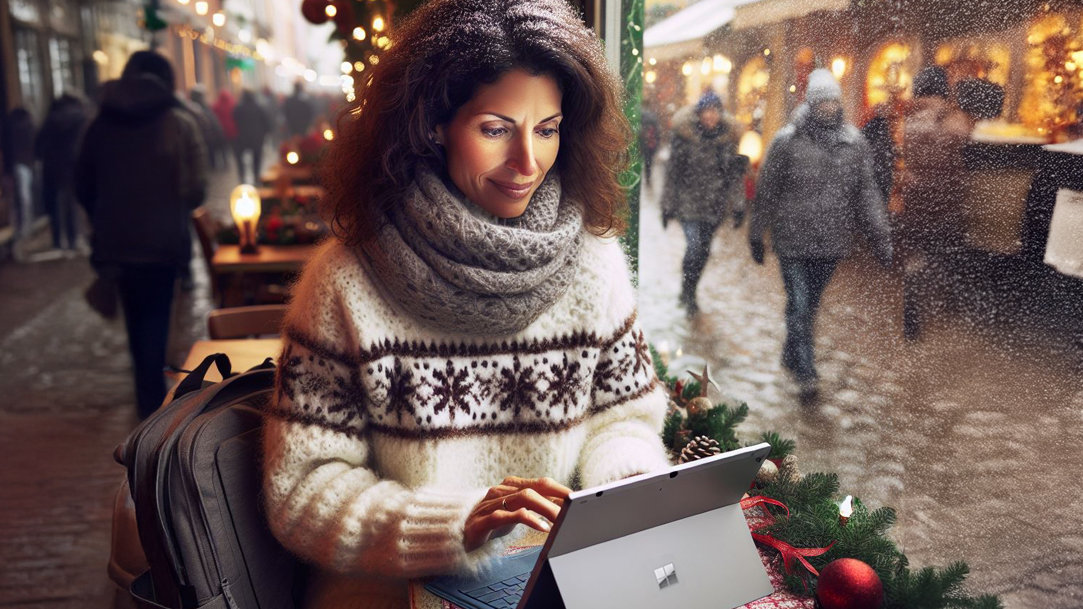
[[661, 90, 747, 315], [748, 69, 891, 396]]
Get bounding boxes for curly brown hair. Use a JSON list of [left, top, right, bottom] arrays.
[[320, 0, 631, 247]]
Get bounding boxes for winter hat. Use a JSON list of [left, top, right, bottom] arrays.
[[695, 90, 724, 115], [913, 66, 949, 98], [805, 69, 842, 106]]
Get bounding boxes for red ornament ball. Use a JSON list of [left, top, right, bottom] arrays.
[[300, 0, 330, 24], [816, 558, 884, 609]]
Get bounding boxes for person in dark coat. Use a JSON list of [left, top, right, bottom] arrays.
[[640, 107, 660, 186], [661, 91, 747, 315], [232, 89, 272, 184], [860, 103, 896, 203], [189, 86, 227, 170], [748, 69, 892, 396], [282, 82, 315, 138], [75, 50, 207, 419], [898, 66, 975, 340], [3, 107, 36, 243], [35, 94, 91, 251]]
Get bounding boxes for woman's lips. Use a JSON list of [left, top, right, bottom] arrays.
[[490, 179, 534, 200]]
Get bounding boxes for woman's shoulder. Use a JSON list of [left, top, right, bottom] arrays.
[[542, 234, 637, 335]]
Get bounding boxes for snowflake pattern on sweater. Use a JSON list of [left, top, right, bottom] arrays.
[[273, 315, 656, 439]]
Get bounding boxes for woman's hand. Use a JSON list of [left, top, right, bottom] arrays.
[[464, 476, 571, 552]]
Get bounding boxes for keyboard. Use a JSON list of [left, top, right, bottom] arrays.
[[463, 572, 530, 608]]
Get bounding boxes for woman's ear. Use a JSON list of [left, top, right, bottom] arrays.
[[432, 125, 446, 146]]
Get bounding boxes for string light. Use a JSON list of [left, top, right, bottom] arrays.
[[353, 27, 366, 41], [211, 11, 226, 27], [194, 0, 208, 15], [325, 4, 337, 17], [372, 15, 385, 31]]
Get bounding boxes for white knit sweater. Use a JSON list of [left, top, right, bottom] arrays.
[[263, 234, 671, 608]]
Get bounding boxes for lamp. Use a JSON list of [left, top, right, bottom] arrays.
[[738, 130, 764, 166], [230, 184, 262, 254]]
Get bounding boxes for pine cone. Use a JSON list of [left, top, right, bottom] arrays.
[[678, 435, 722, 464]]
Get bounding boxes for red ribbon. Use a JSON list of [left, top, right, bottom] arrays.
[[740, 496, 836, 577]]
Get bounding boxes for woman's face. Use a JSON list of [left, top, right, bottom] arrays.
[[436, 69, 563, 218]]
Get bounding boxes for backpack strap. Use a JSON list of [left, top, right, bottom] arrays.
[[173, 354, 233, 400]]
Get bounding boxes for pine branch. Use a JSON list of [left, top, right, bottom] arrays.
[[661, 410, 684, 453], [758, 431, 796, 459]]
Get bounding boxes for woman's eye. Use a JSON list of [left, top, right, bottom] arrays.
[[536, 127, 559, 139], [481, 126, 508, 138]]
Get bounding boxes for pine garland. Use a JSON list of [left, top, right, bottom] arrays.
[[651, 345, 1002, 608]]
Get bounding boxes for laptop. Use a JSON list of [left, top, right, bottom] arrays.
[[425, 442, 774, 609]]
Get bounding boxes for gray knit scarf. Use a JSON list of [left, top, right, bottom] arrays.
[[360, 165, 583, 336]]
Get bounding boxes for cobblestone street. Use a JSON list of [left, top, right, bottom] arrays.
[[637, 159, 1083, 607], [1, 158, 1081, 607]]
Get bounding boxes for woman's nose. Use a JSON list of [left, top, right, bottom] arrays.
[[506, 133, 537, 176]]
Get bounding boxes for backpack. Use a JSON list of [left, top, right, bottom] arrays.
[[113, 354, 301, 609]]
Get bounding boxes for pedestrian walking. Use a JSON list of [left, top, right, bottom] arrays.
[[232, 89, 272, 184], [898, 66, 975, 340], [661, 91, 747, 316], [35, 93, 91, 253], [282, 82, 315, 138], [75, 51, 207, 419], [3, 107, 37, 247], [261, 0, 672, 606], [212, 90, 238, 171], [640, 107, 660, 186], [189, 86, 228, 171], [860, 102, 897, 204], [748, 69, 892, 397]]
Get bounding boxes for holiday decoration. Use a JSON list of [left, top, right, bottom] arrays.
[[755, 459, 779, 486], [301, 0, 330, 24], [677, 435, 721, 464], [651, 345, 1002, 609], [687, 364, 719, 396], [685, 396, 712, 416], [815, 558, 883, 609]]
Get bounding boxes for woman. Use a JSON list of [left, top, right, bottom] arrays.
[[262, 1, 672, 607], [660, 90, 745, 316]]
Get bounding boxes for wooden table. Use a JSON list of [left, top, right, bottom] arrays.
[[182, 338, 283, 382], [211, 244, 316, 274], [260, 163, 317, 186], [257, 184, 324, 203]]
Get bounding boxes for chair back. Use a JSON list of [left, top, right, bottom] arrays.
[[191, 207, 219, 280], [207, 305, 288, 339]]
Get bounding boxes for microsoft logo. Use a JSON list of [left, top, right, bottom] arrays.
[[654, 563, 678, 589]]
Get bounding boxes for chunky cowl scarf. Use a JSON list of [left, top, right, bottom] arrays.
[[360, 165, 583, 336]]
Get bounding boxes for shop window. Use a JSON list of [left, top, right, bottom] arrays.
[[934, 39, 1011, 86], [735, 56, 769, 129], [865, 41, 914, 107], [15, 28, 45, 116], [1018, 13, 1083, 138]]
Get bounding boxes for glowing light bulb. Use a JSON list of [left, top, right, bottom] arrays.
[[194, 0, 208, 15], [325, 4, 337, 18], [211, 11, 225, 26], [323, 129, 334, 141], [372, 15, 385, 31], [286, 151, 300, 165], [353, 27, 366, 41]]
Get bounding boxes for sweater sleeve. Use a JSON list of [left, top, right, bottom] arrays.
[[577, 244, 672, 488], [262, 245, 501, 578]]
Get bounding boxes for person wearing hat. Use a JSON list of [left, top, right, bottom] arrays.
[[898, 66, 980, 340], [748, 68, 892, 397], [661, 89, 747, 315]]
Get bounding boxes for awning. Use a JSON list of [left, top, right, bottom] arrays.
[[644, 0, 760, 62], [732, 0, 850, 30]]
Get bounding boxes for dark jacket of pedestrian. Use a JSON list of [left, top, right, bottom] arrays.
[[75, 61, 208, 269], [282, 85, 315, 138], [233, 90, 272, 150], [661, 98, 745, 225], [900, 92, 973, 248], [3, 108, 36, 167], [36, 95, 91, 187], [749, 96, 891, 262], [188, 87, 227, 158], [860, 106, 895, 203]]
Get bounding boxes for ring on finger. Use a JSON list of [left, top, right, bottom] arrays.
[[502, 497, 509, 511]]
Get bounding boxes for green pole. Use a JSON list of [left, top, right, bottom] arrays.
[[618, 0, 644, 280]]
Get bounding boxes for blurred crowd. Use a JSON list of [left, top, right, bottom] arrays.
[[0, 54, 341, 263]]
